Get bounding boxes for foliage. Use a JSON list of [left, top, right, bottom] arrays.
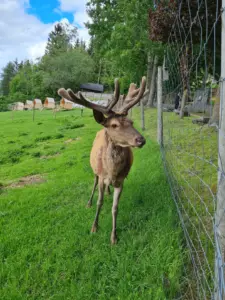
[[149, 0, 221, 89], [42, 49, 94, 96], [149, 0, 221, 44], [86, 0, 164, 90], [45, 23, 77, 56], [9, 61, 45, 101], [0, 62, 18, 96], [0, 96, 9, 112]]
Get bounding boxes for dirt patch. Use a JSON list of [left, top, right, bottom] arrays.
[[64, 138, 80, 144], [40, 153, 60, 159], [8, 175, 45, 188]]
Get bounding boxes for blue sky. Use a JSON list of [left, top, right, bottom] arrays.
[[26, 0, 74, 24], [0, 0, 90, 71]]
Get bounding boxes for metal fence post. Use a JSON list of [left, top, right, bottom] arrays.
[[215, 2, 225, 299], [157, 67, 163, 146]]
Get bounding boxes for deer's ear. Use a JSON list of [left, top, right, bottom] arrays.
[[93, 110, 106, 126]]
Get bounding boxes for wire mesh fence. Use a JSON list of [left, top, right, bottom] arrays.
[[156, 0, 225, 298]]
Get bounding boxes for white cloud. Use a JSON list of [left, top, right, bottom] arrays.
[[0, 0, 90, 72], [74, 11, 90, 27], [58, 0, 90, 44], [28, 41, 47, 62], [74, 11, 90, 45], [59, 0, 85, 12], [0, 0, 53, 71]]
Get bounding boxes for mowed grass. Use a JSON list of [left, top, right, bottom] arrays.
[[0, 109, 184, 299]]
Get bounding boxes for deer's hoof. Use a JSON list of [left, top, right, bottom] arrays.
[[91, 224, 97, 233], [86, 202, 92, 208], [111, 233, 117, 245]]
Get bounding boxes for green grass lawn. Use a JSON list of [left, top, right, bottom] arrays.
[[0, 109, 184, 300]]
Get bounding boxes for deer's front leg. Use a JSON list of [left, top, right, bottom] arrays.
[[111, 185, 123, 244], [91, 179, 105, 233]]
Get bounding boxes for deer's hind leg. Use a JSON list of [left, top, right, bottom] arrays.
[[87, 175, 98, 208]]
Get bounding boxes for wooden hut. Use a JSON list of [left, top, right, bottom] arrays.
[[44, 97, 55, 109], [60, 98, 74, 110], [33, 99, 43, 109], [13, 102, 24, 111], [24, 100, 33, 110]]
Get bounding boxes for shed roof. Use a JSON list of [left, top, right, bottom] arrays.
[[45, 97, 55, 103], [34, 99, 42, 104], [26, 100, 33, 105], [61, 98, 83, 108], [80, 83, 104, 93], [61, 98, 73, 104]]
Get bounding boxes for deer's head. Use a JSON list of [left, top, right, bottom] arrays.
[[58, 77, 148, 148]]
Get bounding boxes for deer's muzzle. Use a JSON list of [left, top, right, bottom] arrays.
[[135, 136, 146, 148]]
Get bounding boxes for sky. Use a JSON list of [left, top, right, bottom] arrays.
[[0, 0, 90, 72]]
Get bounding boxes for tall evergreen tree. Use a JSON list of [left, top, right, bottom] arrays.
[[1, 62, 17, 96], [45, 23, 77, 56]]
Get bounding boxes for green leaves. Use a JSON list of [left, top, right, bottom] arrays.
[[42, 49, 94, 95], [86, 0, 164, 89]]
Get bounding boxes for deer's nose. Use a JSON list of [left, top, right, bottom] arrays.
[[135, 136, 146, 148]]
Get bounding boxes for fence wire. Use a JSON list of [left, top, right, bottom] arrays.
[[159, 0, 225, 299]]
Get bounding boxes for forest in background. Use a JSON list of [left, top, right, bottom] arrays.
[[0, 0, 164, 111], [0, 0, 220, 111]]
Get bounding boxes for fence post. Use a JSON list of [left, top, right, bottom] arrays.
[[147, 56, 158, 107], [215, 2, 225, 299], [140, 100, 145, 130], [157, 67, 163, 146], [32, 104, 35, 122]]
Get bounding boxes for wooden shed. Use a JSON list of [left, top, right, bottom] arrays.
[[24, 100, 33, 110], [13, 102, 24, 111], [33, 99, 43, 109], [44, 97, 55, 109], [60, 98, 74, 110]]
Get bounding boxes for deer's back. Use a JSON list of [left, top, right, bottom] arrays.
[[90, 129, 133, 186]]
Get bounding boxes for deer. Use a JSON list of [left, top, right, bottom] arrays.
[[58, 77, 147, 244]]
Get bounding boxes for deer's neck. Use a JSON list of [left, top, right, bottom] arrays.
[[103, 130, 132, 186]]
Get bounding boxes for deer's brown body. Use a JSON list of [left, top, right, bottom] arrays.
[[90, 128, 133, 187], [58, 77, 147, 244]]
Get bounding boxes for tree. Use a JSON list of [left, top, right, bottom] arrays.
[[1, 62, 17, 96], [45, 22, 77, 56], [86, 0, 164, 90], [75, 38, 80, 48], [9, 60, 46, 101], [149, 0, 221, 90], [42, 48, 95, 96]]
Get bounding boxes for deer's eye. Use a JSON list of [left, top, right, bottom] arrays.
[[111, 124, 118, 129]]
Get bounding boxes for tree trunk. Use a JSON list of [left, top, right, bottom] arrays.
[[180, 89, 188, 119], [209, 89, 220, 127], [143, 54, 153, 105], [140, 100, 145, 130], [147, 56, 158, 107]]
